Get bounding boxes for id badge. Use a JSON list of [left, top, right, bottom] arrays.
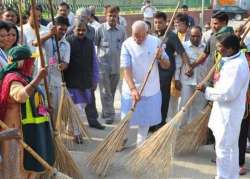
[[49, 56, 57, 65]]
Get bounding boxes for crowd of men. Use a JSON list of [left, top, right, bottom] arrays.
[[0, 1, 250, 179]]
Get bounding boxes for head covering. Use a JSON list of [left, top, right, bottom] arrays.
[[8, 45, 32, 62], [0, 45, 34, 120], [215, 26, 234, 38], [0, 45, 33, 80]]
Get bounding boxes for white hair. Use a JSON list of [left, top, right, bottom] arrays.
[[132, 20, 148, 32]]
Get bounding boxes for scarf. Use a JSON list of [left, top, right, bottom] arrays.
[[0, 59, 34, 120]]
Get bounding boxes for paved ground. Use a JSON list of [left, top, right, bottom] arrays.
[[69, 86, 250, 179], [69, 19, 250, 179]]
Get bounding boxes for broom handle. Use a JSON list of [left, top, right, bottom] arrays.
[[241, 16, 250, 29], [31, 0, 54, 129], [47, 0, 65, 82], [241, 25, 250, 46], [0, 120, 54, 173], [181, 60, 220, 111], [18, 0, 24, 45], [132, 0, 181, 110]]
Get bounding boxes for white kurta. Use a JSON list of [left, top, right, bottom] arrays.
[[205, 51, 250, 179], [179, 41, 208, 126]]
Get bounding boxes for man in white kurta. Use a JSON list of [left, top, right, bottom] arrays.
[[177, 26, 208, 126], [120, 21, 169, 146], [197, 34, 250, 179]]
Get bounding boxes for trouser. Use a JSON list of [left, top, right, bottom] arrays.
[[137, 126, 150, 146], [167, 95, 180, 121], [179, 84, 207, 127], [239, 115, 250, 166], [84, 90, 99, 125], [214, 129, 240, 179], [155, 79, 172, 127], [99, 72, 119, 119], [73, 103, 87, 136], [49, 85, 61, 122]]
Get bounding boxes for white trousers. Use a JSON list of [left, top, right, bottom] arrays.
[[137, 126, 150, 146], [214, 129, 240, 179], [167, 96, 180, 122], [73, 103, 87, 136], [179, 85, 207, 127]]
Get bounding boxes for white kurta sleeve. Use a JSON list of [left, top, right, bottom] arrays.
[[205, 62, 246, 102]]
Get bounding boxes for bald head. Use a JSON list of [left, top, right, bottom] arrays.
[[132, 20, 148, 33], [132, 21, 148, 44]]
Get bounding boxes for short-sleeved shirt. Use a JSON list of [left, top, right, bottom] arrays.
[[0, 48, 7, 69], [156, 31, 185, 84], [120, 35, 169, 97], [43, 37, 71, 87], [95, 22, 126, 74], [23, 23, 49, 77]]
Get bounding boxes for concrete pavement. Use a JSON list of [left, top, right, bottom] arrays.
[[68, 87, 250, 179]]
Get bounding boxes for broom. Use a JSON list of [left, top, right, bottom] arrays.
[[0, 120, 72, 179], [175, 22, 250, 155], [30, 1, 83, 178], [17, 0, 24, 45], [87, 0, 182, 177], [47, 0, 90, 146], [175, 104, 212, 154], [125, 58, 220, 178]]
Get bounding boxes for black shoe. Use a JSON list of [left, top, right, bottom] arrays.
[[105, 119, 114, 124], [74, 135, 83, 144], [89, 122, 105, 130]]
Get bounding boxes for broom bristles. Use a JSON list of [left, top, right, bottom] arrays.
[[175, 104, 211, 154], [57, 85, 91, 147], [125, 111, 184, 178], [87, 111, 132, 176], [54, 135, 84, 179], [52, 169, 73, 179]]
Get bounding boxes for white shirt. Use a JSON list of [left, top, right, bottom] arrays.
[[121, 35, 168, 97], [119, 16, 127, 28], [180, 41, 206, 85], [141, 5, 156, 18], [68, 11, 75, 26], [205, 51, 250, 139], [43, 37, 70, 87], [88, 20, 101, 32], [23, 23, 49, 77], [0, 48, 7, 69]]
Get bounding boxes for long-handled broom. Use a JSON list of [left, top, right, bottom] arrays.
[[125, 58, 220, 178], [87, 0, 182, 177], [17, 0, 24, 45], [0, 120, 72, 179], [175, 21, 250, 155], [30, 0, 83, 178], [47, 0, 90, 146], [175, 104, 212, 154]]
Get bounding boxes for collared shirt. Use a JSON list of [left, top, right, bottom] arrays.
[[95, 22, 126, 74], [23, 23, 49, 77], [154, 31, 185, 84], [0, 48, 7, 69], [43, 37, 71, 87], [88, 20, 101, 32], [179, 40, 206, 85], [141, 5, 156, 18], [121, 34, 169, 97]]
